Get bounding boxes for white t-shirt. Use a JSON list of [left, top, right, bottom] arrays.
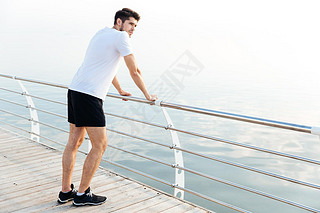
[[69, 27, 133, 100]]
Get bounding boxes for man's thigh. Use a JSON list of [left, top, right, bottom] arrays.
[[68, 123, 86, 146], [85, 127, 107, 146]]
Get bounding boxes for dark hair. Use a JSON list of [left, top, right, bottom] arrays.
[[114, 8, 140, 25]]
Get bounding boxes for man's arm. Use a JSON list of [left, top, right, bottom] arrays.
[[124, 54, 157, 101], [112, 75, 131, 96]]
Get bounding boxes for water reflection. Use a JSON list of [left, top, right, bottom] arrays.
[[1, 77, 320, 212]]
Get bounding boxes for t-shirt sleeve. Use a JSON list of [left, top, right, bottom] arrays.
[[116, 32, 133, 57]]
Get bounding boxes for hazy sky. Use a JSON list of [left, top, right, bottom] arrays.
[[1, 0, 319, 87], [1, 0, 320, 125]]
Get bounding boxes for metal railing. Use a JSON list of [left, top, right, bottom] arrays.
[[1, 73, 320, 213]]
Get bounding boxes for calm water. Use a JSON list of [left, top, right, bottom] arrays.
[[1, 70, 320, 213]]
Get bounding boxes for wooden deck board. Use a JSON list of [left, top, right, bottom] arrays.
[[133, 196, 186, 213], [13, 174, 113, 213], [0, 165, 83, 193], [0, 157, 65, 181], [0, 128, 211, 213], [0, 133, 17, 141], [0, 154, 61, 171], [8, 174, 109, 212], [111, 194, 171, 213], [160, 203, 194, 212], [1, 155, 61, 171]]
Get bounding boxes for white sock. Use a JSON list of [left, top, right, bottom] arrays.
[[77, 192, 85, 196], [61, 189, 72, 193]]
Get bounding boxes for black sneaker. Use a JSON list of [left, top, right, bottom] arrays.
[[57, 184, 77, 203], [73, 187, 107, 206]]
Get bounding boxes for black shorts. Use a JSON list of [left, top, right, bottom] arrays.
[[67, 89, 106, 127]]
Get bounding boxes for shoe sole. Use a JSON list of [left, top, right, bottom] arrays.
[[73, 199, 107, 206], [57, 198, 74, 204]]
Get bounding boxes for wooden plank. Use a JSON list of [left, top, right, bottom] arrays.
[[64, 183, 156, 213], [0, 129, 211, 213], [0, 140, 37, 148], [111, 194, 171, 213], [0, 163, 66, 186], [137, 199, 182, 213], [0, 135, 17, 141], [159, 203, 195, 212], [0, 155, 62, 179], [6, 151, 61, 164], [44, 181, 143, 213], [0, 135, 30, 143], [0, 158, 62, 176], [0, 157, 82, 181], [1, 170, 83, 209], [0, 146, 51, 158], [0, 136, 22, 141], [184, 208, 211, 213], [0, 140, 34, 150], [0, 165, 83, 194], [0, 154, 61, 171], [0, 135, 18, 141], [1, 147, 58, 159], [23, 175, 129, 213], [1, 153, 59, 168], [8, 160, 123, 211], [9, 174, 109, 212], [0, 154, 14, 167], [2, 148, 62, 162]]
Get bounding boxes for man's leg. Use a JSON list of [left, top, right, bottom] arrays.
[[62, 123, 86, 192], [78, 126, 108, 193]]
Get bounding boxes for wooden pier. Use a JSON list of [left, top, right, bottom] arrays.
[[0, 129, 211, 212]]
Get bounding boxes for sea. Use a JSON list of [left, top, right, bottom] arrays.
[[1, 61, 320, 213]]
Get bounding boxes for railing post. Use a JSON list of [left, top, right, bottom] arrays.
[[16, 79, 40, 142], [311, 126, 320, 141], [88, 139, 92, 153], [155, 100, 185, 199]]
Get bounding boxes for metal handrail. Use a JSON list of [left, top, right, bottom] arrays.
[[105, 112, 320, 165], [1, 74, 320, 212], [105, 162, 251, 213], [1, 94, 320, 189], [1, 73, 319, 135], [0, 109, 69, 134], [0, 87, 66, 105], [3, 87, 320, 166], [109, 144, 320, 210], [1, 102, 320, 191], [0, 98, 66, 119], [0, 74, 67, 89], [2, 94, 320, 167]]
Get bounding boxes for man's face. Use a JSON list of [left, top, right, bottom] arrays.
[[119, 17, 138, 37]]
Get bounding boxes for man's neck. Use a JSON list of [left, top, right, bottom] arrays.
[[113, 25, 120, 31]]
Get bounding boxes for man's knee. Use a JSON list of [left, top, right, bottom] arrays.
[[92, 138, 108, 152], [67, 136, 85, 150], [100, 138, 108, 151], [76, 136, 86, 148], [86, 126, 108, 153], [101, 139, 108, 151]]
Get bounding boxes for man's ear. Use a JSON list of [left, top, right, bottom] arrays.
[[116, 18, 122, 26]]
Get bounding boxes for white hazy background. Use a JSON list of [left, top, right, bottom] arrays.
[[1, 0, 320, 125], [1, 0, 320, 81]]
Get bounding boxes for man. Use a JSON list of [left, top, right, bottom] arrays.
[[57, 8, 157, 206]]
